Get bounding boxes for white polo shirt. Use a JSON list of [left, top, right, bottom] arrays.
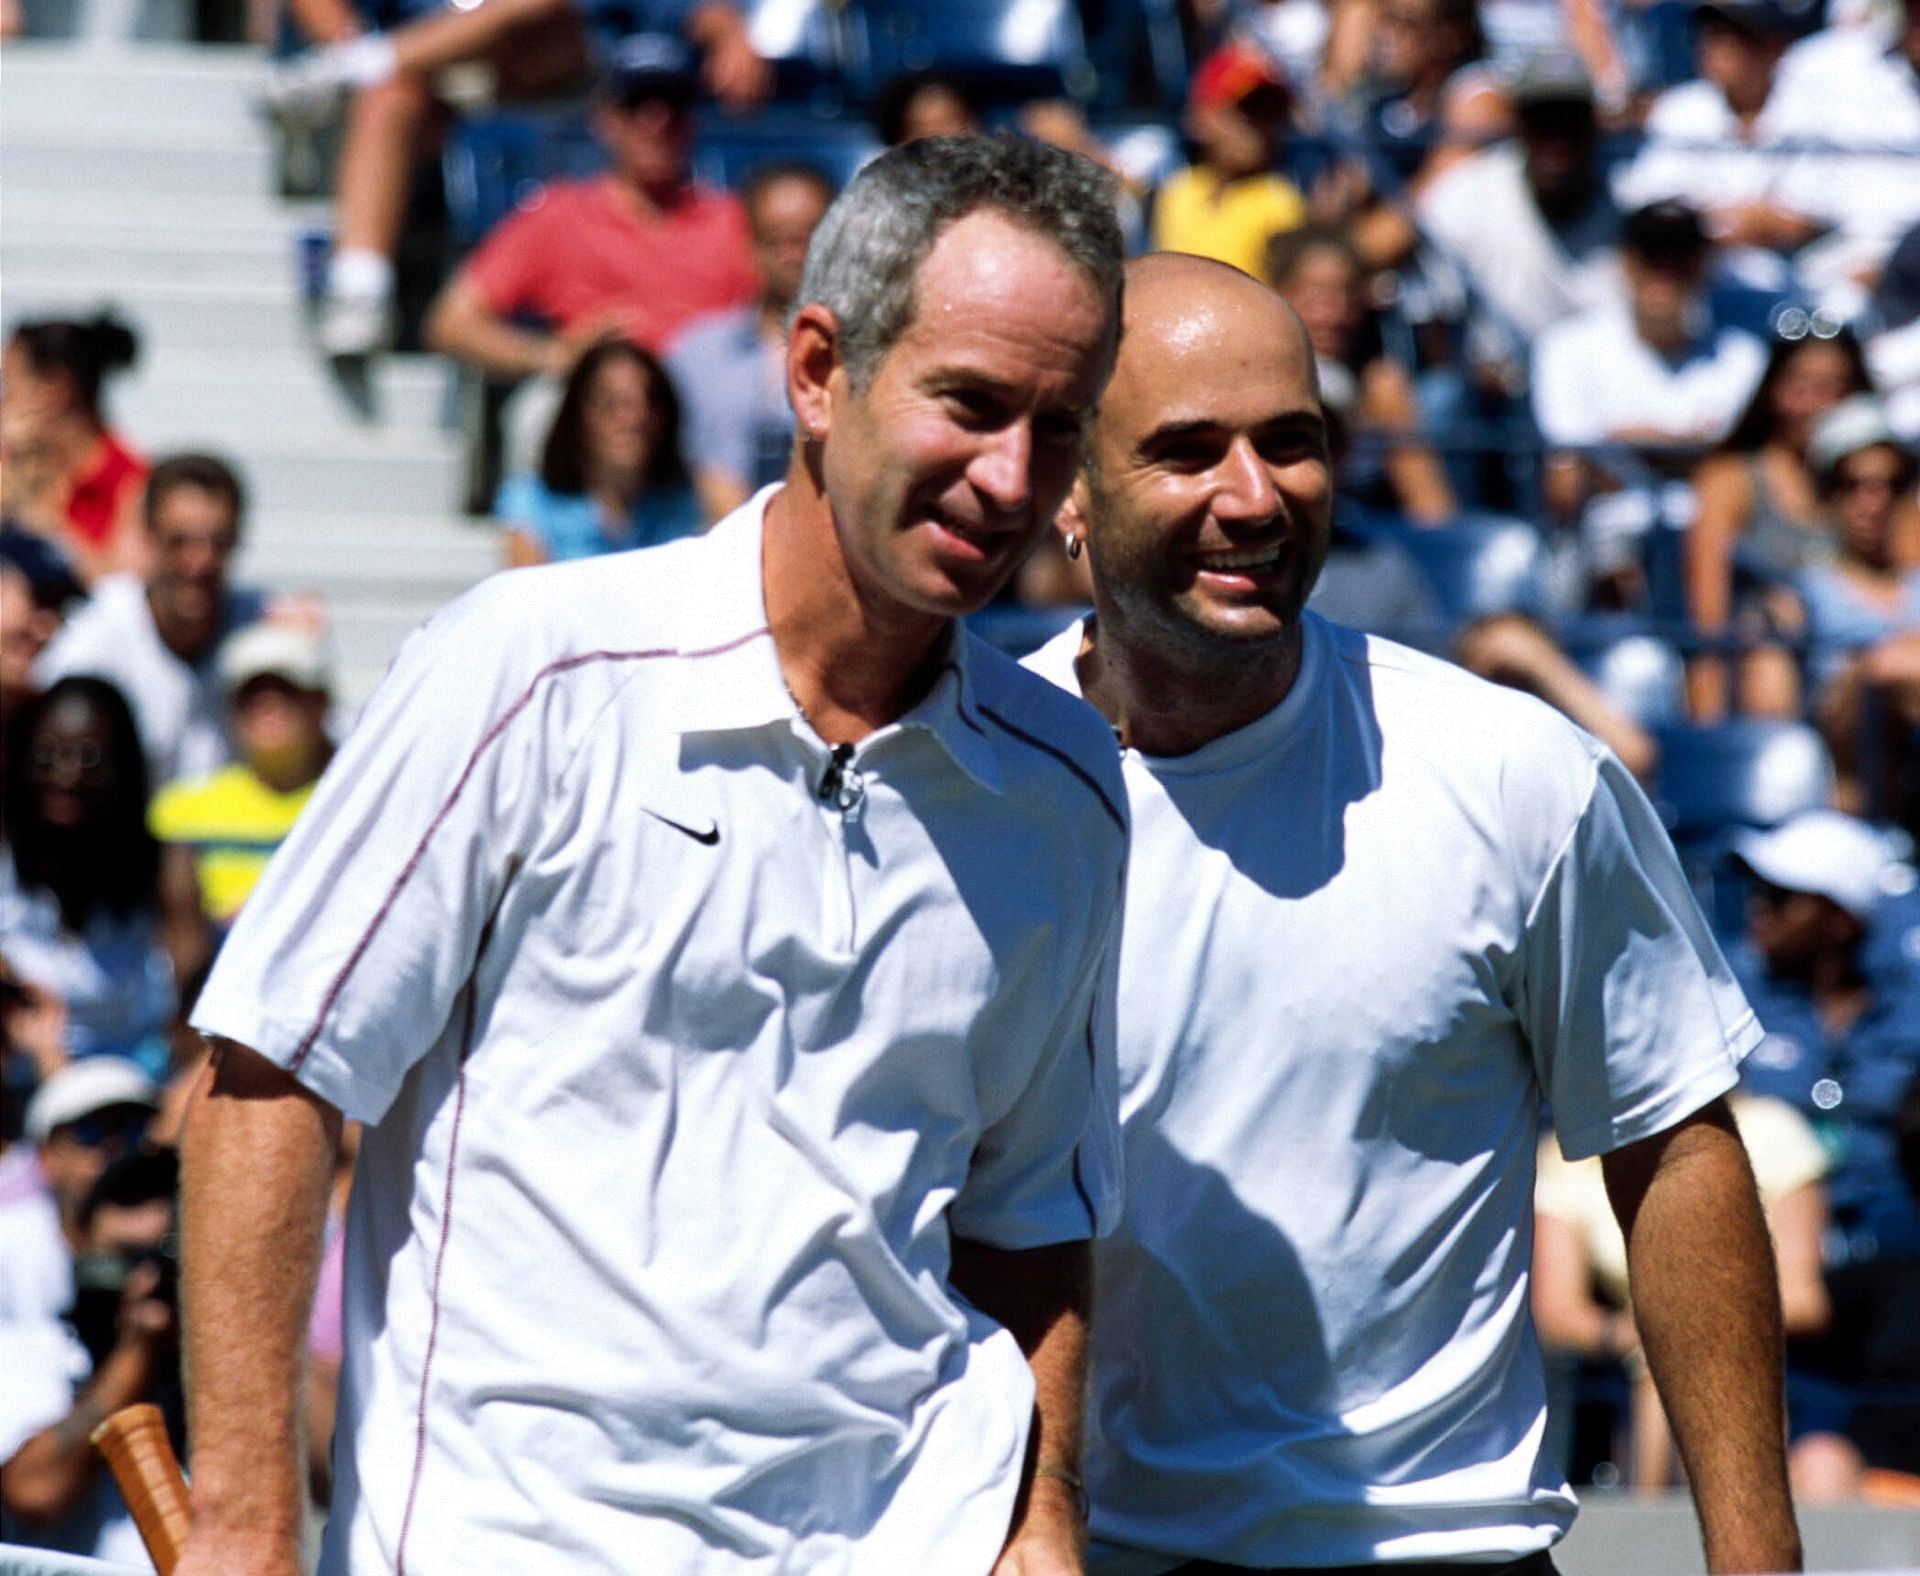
[[1531, 303, 1766, 449], [193, 490, 1128, 1575], [1028, 612, 1759, 1569]]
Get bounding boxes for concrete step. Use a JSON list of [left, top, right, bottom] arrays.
[[237, 517, 498, 593], [112, 355, 452, 436], [2, 275, 311, 353], [238, 440, 466, 515], [0, 43, 267, 131], [2, 226, 298, 291], [1, 187, 319, 237], [1, 123, 275, 197]]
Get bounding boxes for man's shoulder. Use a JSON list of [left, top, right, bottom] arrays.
[[1534, 300, 1627, 361], [966, 630, 1126, 836], [37, 574, 153, 673], [1418, 142, 1521, 223], [1329, 618, 1603, 775], [668, 305, 759, 365], [1644, 79, 1730, 136]]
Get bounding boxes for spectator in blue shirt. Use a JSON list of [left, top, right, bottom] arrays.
[[1728, 809, 1920, 1496], [493, 338, 702, 567], [668, 162, 835, 523]]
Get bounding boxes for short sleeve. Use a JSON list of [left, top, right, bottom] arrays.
[[461, 198, 554, 319], [1517, 752, 1760, 1161], [947, 876, 1125, 1250], [190, 581, 574, 1124]]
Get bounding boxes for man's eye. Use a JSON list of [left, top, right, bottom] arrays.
[[943, 390, 1001, 425]]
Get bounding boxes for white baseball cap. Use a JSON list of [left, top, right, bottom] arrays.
[[24, 1057, 160, 1143], [1730, 810, 1903, 920], [219, 621, 331, 697]]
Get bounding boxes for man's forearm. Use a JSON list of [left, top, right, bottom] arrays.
[[1604, 1100, 1802, 1573], [950, 1237, 1092, 1561], [179, 1041, 342, 1567]]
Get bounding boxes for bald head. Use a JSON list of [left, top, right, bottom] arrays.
[[1108, 253, 1318, 420], [1062, 248, 1334, 680]]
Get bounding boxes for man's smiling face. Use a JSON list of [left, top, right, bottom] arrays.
[[1074, 254, 1333, 663], [816, 208, 1116, 619]]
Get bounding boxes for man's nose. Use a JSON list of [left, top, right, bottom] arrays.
[[969, 422, 1034, 515], [1212, 436, 1281, 526]]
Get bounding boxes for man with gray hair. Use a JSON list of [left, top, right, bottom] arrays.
[[174, 132, 1127, 1576]]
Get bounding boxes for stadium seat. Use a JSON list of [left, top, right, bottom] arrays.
[[844, 0, 1096, 106], [443, 108, 608, 252], [1650, 719, 1836, 842], [689, 109, 881, 194], [1392, 514, 1551, 622]]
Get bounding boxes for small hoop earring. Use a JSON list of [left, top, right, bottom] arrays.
[[1064, 534, 1084, 561]]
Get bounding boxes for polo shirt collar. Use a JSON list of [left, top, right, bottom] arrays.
[[669, 487, 1003, 793]]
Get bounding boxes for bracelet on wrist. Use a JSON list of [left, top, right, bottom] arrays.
[[1033, 1462, 1089, 1524]]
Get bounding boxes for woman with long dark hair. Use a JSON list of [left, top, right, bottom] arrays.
[[1, 314, 147, 584], [1684, 326, 1876, 719], [493, 338, 703, 568], [1, 677, 206, 1079]]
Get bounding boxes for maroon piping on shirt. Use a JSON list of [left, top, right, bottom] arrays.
[[286, 630, 769, 1076]]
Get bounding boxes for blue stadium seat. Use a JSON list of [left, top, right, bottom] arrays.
[[444, 107, 876, 255], [1392, 514, 1550, 623], [1650, 720, 1835, 842], [443, 108, 608, 251], [845, 0, 1095, 105], [690, 110, 880, 194]]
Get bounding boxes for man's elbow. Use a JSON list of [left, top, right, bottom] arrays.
[[423, 283, 477, 360], [2, 1452, 91, 1526]]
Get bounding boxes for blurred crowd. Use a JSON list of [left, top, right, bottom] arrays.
[[5, 0, 1920, 1560]]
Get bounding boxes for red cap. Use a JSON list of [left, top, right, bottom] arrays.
[[1189, 41, 1290, 113]]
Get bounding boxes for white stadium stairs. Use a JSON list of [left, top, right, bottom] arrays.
[[2, 40, 498, 715]]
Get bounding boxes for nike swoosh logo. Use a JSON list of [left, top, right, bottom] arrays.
[[643, 806, 719, 845]]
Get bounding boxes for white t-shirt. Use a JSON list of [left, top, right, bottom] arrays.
[[192, 491, 1128, 1576], [1027, 612, 1759, 1568], [35, 576, 264, 788], [1417, 143, 1625, 358], [1767, 27, 1920, 266], [1531, 303, 1767, 448], [1615, 79, 1821, 223]]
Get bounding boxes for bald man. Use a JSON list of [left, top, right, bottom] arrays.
[[1026, 255, 1802, 1573]]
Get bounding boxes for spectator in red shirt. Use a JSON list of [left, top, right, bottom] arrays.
[[424, 35, 758, 384], [1, 316, 148, 586]]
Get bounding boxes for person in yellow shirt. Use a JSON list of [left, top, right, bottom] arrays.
[[1151, 40, 1308, 278], [149, 623, 333, 928]]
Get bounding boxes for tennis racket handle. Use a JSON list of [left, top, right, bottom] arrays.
[[91, 1403, 192, 1575]]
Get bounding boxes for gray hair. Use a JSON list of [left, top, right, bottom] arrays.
[[794, 131, 1124, 389]]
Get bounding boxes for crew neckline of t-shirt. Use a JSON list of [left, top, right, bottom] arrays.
[[1132, 611, 1328, 778]]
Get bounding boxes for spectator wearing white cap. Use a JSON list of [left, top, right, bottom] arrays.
[[1795, 398, 1920, 824], [0, 1057, 158, 1328], [149, 624, 335, 931], [1728, 810, 1920, 1495]]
